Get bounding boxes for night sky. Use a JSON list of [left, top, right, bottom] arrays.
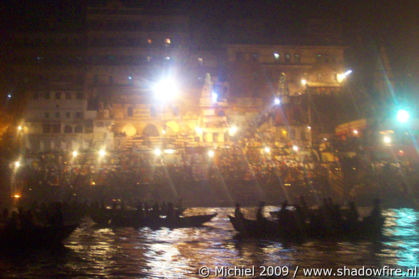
[[1, 0, 417, 92]]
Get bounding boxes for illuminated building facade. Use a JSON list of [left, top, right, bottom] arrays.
[[7, 1, 347, 153]]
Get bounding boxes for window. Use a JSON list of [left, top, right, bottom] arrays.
[[44, 112, 49, 119], [273, 52, 280, 61], [55, 92, 61, 99], [65, 92, 71, 99], [74, 125, 82, 133], [147, 56, 152, 62], [147, 38, 152, 44], [66, 112, 71, 119], [294, 54, 301, 63], [316, 53, 322, 62], [197, 57, 203, 65], [53, 124, 60, 133], [76, 92, 83, 99], [42, 124, 50, 133], [33, 93, 39, 100], [76, 112, 83, 119], [285, 53, 291, 63], [109, 76, 113, 84], [44, 91, 50, 99], [93, 75, 98, 84], [64, 125, 72, 133], [85, 121, 93, 133], [127, 107, 133, 117]]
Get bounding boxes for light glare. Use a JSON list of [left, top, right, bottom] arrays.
[[152, 77, 179, 101], [208, 150, 215, 158], [396, 109, 410, 124]]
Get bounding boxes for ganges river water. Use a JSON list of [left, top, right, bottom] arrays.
[[0, 207, 418, 278]]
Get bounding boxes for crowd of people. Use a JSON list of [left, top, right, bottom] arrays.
[[8, 144, 418, 206]]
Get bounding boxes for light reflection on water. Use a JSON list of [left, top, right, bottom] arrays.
[[0, 207, 418, 278]]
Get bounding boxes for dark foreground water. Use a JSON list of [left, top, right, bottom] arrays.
[[0, 207, 418, 278]]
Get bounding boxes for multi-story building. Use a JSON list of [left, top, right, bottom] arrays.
[[6, 0, 347, 153]]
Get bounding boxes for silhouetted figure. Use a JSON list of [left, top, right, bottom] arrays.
[[347, 201, 359, 225], [370, 198, 382, 219], [256, 201, 265, 222], [166, 202, 176, 222], [234, 203, 244, 220]]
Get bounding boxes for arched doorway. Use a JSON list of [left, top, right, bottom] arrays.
[[142, 124, 159, 137]]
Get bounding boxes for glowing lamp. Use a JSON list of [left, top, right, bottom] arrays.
[[264, 147, 271, 154], [164, 149, 175, 154], [292, 145, 299, 152], [396, 109, 410, 124], [274, 97, 281, 105], [154, 148, 162, 156], [98, 149, 106, 158], [229, 125, 238, 136], [383, 136, 392, 144], [208, 150, 215, 158], [152, 77, 179, 101]]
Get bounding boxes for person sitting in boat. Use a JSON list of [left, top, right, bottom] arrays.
[[150, 202, 160, 218], [234, 203, 244, 220], [347, 201, 359, 225], [278, 200, 294, 233], [166, 202, 178, 222], [370, 198, 382, 220], [256, 201, 266, 224]]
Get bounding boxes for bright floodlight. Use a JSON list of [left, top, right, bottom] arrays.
[[229, 125, 238, 136], [337, 69, 352, 83], [164, 149, 175, 154], [212, 92, 218, 103], [307, 126, 311, 130], [208, 150, 215, 158], [274, 97, 281, 105], [195, 127, 203, 135], [152, 77, 179, 101], [264, 146, 271, 153], [72, 150, 78, 158], [98, 148, 106, 158], [17, 126, 22, 131], [301, 79, 307, 86], [154, 148, 162, 156], [14, 161, 21, 168], [353, 129, 359, 135], [396, 109, 410, 124], [292, 145, 299, 152], [383, 135, 392, 144]]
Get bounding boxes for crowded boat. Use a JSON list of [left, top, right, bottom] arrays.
[[230, 197, 385, 240]]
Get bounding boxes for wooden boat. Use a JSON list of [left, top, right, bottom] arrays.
[[90, 210, 217, 229], [146, 213, 218, 229], [229, 215, 384, 240], [0, 224, 79, 249]]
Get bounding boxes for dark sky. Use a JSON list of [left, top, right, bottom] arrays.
[[1, 0, 417, 88]]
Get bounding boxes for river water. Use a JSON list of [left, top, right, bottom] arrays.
[[0, 207, 418, 278]]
